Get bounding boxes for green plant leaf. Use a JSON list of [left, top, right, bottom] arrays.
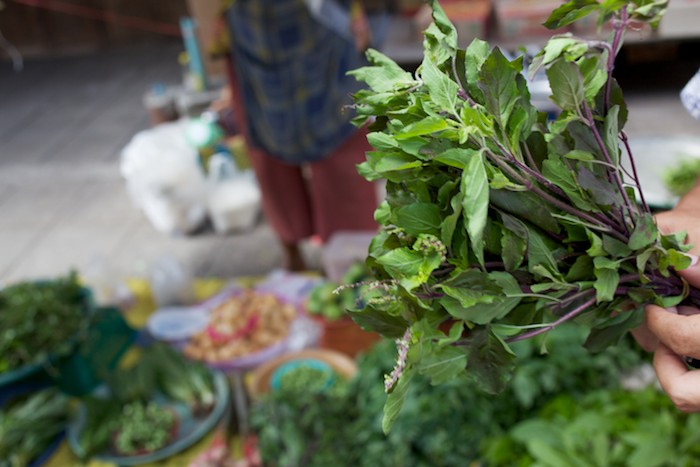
[[420, 54, 459, 117], [394, 203, 442, 236], [461, 150, 489, 265], [544, 0, 600, 29], [382, 368, 414, 433], [629, 214, 658, 250], [434, 148, 479, 169], [417, 346, 467, 385], [349, 49, 417, 93], [396, 116, 449, 140], [593, 263, 620, 303], [477, 48, 520, 128], [547, 60, 585, 111], [464, 39, 490, 102], [464, 328, 516, 394], [349, 307, 407, 339]]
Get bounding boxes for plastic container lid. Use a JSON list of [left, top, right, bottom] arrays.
[[147, 307, 209, 342]]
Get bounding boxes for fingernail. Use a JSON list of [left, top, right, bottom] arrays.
[[685, 253, 699, 267]]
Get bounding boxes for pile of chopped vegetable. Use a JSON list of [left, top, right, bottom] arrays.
[[113, 401, 177, 456], [0, 271, 90, 373]]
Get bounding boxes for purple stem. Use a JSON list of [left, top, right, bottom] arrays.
[[604, 8, 628, 112], [492, 139, 567, 199], [485, 150, 627, 241], [506, 297, 597, 343], [620, 130, 650, 213], [581, 101, 635, 232]]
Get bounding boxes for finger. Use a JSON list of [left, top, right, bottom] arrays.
[[654, 211, 700, 256], [631, 321, 658, 352], [645, 304, 700, 358], [653, 343, 700, 412], [676, 259, 700, 289]]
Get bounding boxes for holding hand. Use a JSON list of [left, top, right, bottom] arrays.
[[640, 182, 700, 411]]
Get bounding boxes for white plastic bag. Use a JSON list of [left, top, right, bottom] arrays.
[[206, 153, 261, 233], [120, 119, 208, 235]]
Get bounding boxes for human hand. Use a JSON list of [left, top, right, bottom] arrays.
[[641, 201, 700, 411], [350, 0, 371, 52]]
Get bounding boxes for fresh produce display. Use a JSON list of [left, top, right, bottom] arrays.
[[483, 387, 700, 467], [75, 343, 216, 459], [662, 157, 700, 198], [0, 388, 70, 467], [0, 272, 90, 373], [184, 290, 296, 363], [348, 0, 683, 428], [251, 327, 649, 466], [306, 262, 371, 321], [113, 401, 177, 456]]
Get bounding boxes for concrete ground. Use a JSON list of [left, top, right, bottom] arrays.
[[0, 38, 699, 289]]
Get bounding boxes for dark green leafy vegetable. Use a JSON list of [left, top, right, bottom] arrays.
[[349, 0, 683, 429], [483, 387, 700, 467], [0, 388, 70, 467], [0, 272, 90, 373], [251, 327, 647, 466]]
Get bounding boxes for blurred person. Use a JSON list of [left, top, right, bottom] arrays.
[[222, 0, 394, 271]]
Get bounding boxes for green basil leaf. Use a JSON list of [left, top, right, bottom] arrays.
[[421, 54, 459, 117], [383, 367, 414, 433], [349, 49, 417, 93], [544, 0, 599, 29], [396, 116, 449, 140], [547, 59, 585, 111], [464, 328, 516, 394], [434, 148, 480, 169], [477, 47, 520, 128], [417, 346, 467, 385], [462, 150, 489, 265], [464, 39, 490, 102], [628, 214, 658, 250], [395, 203, 442, 236]]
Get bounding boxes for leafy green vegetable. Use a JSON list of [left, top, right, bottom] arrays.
[[483, 386, 700, 467], [251, 327, 648, 466], [349, 0, 680, 429], [113, 401, 176, 456], [0, 388, 70, 467], [0, 272, 91, 373]]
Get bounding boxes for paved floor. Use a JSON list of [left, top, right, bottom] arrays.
[[0, 39, 699, 289]]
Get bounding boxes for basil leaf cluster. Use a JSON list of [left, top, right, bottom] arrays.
[[349, 0, 682, 430]]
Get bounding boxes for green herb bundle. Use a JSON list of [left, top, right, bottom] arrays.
[[349, 0, 683, 429], [0, 272, 90, 373]]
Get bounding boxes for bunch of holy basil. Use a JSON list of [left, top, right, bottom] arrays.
[[348, 0, 683, 428]]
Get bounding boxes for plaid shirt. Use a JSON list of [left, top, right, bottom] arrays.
[[225, 0, 369, 164]]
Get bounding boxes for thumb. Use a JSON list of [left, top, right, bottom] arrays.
[[677, 254, 700, 288], [646, 304, 700, 359]]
